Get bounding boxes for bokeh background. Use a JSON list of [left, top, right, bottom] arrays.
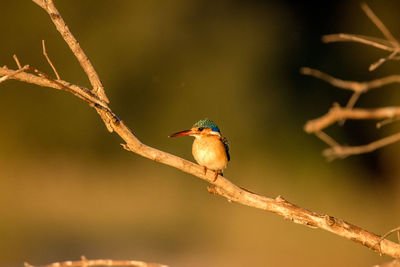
[[1, 1, 400, 266]]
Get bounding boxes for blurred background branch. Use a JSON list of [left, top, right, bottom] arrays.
[[303, 3, 400, 160]]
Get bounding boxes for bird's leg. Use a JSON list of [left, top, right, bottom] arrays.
[[203, 166, 207, 175], [213, 170, 222, 182]]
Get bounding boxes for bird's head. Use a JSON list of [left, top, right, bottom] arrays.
[[169, 119, 221, 138]]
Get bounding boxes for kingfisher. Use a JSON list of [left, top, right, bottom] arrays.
[[169, 119, 230, 181]]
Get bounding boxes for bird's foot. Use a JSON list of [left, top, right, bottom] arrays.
[[203, 166, 207, 175], [213, 170, 222, 182]]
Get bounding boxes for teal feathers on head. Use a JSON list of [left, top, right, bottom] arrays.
[[193, 119, 220, 133]]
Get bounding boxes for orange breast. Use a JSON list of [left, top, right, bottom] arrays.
[[192, 135, 228, 171]]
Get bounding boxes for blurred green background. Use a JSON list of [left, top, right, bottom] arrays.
[[1, 1, 400, 266]]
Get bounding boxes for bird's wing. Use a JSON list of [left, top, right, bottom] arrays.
[[221, 136, 230, 161]]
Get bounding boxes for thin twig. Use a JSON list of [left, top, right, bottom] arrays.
[[370, 48, 400, 71], [314, 130, 340, 148], [32, 0, 109, 103], [377, 117, 400, 128], [301, 67, 400, 126], [345, 92, 362, 110], [361, 3, 399, 47], [305, 105, 400, 133], [339, 91, 362, 125], [42, 39, 60, 80], [322, 34, 395, 51], [301, 67, 400, 93], [322, 4, 400, 72], [13, 54, 22, 69], [301, 67, 367, 92]]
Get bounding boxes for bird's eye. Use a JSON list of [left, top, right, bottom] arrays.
[[198, 127, 204, 131]]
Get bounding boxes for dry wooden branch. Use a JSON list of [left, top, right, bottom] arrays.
[[32, 0, 108, 103], [322, 34, 395, 51], [322, 3, 400, 71], [300, 67, 400, 93], [1, 0, 400, 260], [25, 256, 168, 267], [301, 67, 400, 121], [42, 39, 60, 80], [314, 130, 340, 148], [303, 3, 400, 160], [370, 49, 400, 71], [13, 54, 23, 69], [0, 66, 107, 109], [360, 3, 399, 47], [302, 82, 400, 159], [305, 105, 400, 133], [323, 132, 400, 160]]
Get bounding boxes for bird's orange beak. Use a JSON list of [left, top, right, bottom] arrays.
[[169, 129, 194, 137]]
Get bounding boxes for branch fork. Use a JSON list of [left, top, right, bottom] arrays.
[[302, 3, 400, 160]]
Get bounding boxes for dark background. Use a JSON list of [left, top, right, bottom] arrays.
[[0, 1, 399, 266]]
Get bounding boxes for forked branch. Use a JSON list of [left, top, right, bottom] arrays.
[[1, 0, 399, 260], [302, 3, 400, 160]]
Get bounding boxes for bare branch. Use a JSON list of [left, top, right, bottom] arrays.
[[322, 4, 400, 72], [26, 0, 113, 131], [323, 132, 400, 160], [338, 91, 362, 125], [208, 186, 400, 258], [13, 54, 22, 69], [369, 48, 400, 71], [42, 39, 60, 80], [361, 3, 399, 47], [314, 130, 340, 148], [345, 91, 362, 110], [377, 117, 400, 128], [24, 256, 168, 267], [322, 34, 395, 51], [0, 66, 107, 109], [301, 67, 400, 93], [32, 0, 109, 103], [304, 4, 400, 162], [305, 105, 400, 133], [301, 67, 400, 125]]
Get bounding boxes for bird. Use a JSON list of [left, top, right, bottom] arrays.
[[169, 119, 230, 181]]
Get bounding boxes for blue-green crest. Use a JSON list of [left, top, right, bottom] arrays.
[[193, 119, 220, 132]]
